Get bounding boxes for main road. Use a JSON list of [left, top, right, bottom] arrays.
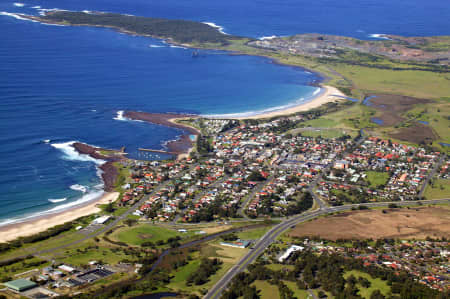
[[204, 198, 450, 299]]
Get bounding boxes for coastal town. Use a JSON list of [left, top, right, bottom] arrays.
[[0, 4, 449, 299], [117, 116, 446, 222], [0, 109, 448, 298]]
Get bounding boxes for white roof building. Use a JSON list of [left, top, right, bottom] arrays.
[[278, 245, 304, 262], [92, 215, 111, 225]]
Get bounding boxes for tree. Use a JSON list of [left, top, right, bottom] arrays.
[[124, 218, 137, 227], [318, 290, 327, 298], [370, 290, 385, 299], [104, 202, 114, 213]]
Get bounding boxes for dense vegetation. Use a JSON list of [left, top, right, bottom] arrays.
[[221, 250, 448, 299], [41, 11, 242, 44], [186, 257, 223, 285]]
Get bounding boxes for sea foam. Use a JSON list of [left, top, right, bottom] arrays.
[[13, 3, 25, 7], [369, 33, 391, 40], [312, 87, 321, 96], [4, 188, 104, 225], [70, 184, 88, 193], [0, 11, 38, 22], [51, 141, 105, 165], [202, 22, 228, 35], [113, 110, 128, 121], [113, 110, 143, 122], [48, 198, 67, 203], [259, 35, 277, 40], [170, 45, 188, 49]]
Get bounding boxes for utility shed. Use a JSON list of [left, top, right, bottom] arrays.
[[4, 278, 37, 292]]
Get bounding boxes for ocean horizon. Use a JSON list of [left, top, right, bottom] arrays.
[[1, 0, 449, 226]]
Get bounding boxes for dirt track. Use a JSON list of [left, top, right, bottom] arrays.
[[289, 206, 450, 240]]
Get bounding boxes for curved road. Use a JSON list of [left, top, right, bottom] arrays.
[[204, 198, 450, 299]]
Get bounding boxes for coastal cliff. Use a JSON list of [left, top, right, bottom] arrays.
[[72, 142, 124, 192]]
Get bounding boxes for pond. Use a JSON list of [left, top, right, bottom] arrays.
[[370, 117, 384, 125]]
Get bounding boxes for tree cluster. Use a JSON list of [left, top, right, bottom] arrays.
[[186, 258, 223, 285]]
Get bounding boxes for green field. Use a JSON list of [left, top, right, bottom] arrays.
[[331, 64, 450, 100], [283, 281, 313, 299], [396, 98, 450, 151], [168, 258, 201, 286], [167, 242, 249, 295], [299, 128, 356, 139], [252, 280, 279, 298], [111, 224, 181, 246], [265, 264, 295, 271], [56, 240, 129, 266], [365, 171, 390, 188], [236, 226, 271, 240], [300, 118, 340, 128], [303, 103, 377, 131], [343, 270, 391, 298], [424, 179, 450, 199]]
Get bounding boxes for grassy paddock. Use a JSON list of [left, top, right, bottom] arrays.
[[111, 224, 181, 246], [343, 270, 391, 298], [424, 179, 450, 199], [331, 64, 450, 100], [252, 280, 279, 298], [365, 171, 390, 188]]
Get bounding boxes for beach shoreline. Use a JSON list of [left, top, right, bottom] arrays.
[[204, 85, 344, 120], [238, 85, 344, 119], [0, 192, 119, 243]]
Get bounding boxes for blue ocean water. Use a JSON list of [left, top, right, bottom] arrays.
[[0, 0, 449, 225]]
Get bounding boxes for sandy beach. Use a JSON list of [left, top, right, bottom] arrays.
[[234, 85, 345, 119], [0, 192, 119, 243]]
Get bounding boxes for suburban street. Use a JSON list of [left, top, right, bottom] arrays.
[[204, 198, 450, 299]]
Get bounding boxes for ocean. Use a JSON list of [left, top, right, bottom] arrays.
[[0, 0, 449, 225]]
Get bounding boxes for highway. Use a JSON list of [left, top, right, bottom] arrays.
[[204, 198, 450, 299]]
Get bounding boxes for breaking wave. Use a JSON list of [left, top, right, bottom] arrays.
[[70, 184, 88, 193], [50, 141, 105, 165], [48, 198, 67, 203], [202, 21, 228, 35]]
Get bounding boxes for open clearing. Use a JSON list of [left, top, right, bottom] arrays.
[[366, 94, 431, 126], [425, 179, 450, 199], [111, 224, 181, 246], [344, 270, 390, 298], [289, 206, 450, 240]]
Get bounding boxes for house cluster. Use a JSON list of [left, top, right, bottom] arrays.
[[118, 118, 443, 222], [318, 137, 442, 203], [120, 160, 193, 207], [192, 118, 239, 135], [438, 160, 449, 179], [278, 239, 449, 291], [354, 240, 450, 292]]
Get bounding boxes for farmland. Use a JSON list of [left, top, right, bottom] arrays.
[[289, 206, 450, 240]]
